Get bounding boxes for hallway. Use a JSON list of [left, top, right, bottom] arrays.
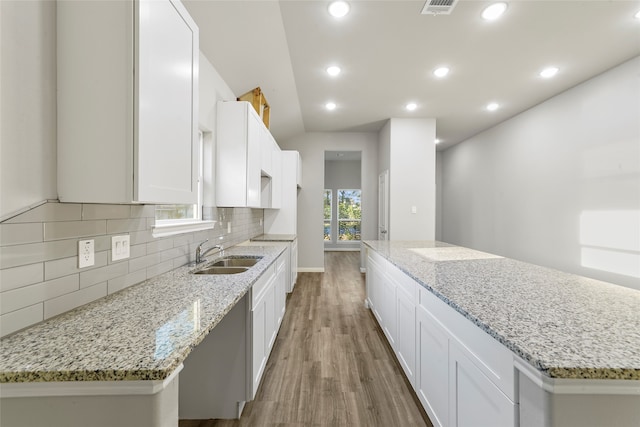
[[181, 251, 431, 426]]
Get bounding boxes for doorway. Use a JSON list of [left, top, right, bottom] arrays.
[[324, 151, 362, 252]]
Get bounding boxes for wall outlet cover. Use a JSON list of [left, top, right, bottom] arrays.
[[78, 239, 95, 268], [112, 235, 130, 261]]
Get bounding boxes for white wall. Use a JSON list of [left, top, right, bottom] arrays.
[[1, 0, 57, 220], [279, 132, 378, 271], [324, 159, 362, 250], [379, 118, 437, 241], [441, 56, 640, 290]]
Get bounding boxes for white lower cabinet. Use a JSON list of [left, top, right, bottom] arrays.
[[449, 341, 516, 427], [250, 251, 288, 399], [366, 247, 518, 427], [416, 304, 449, 427], [395, 285, 416, 387]]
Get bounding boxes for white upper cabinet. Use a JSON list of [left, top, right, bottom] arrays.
[[217, 101, 282, 209], [216, 101, 261, 208], [57, 0, 199, 204]]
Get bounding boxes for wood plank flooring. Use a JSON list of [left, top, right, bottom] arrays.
[[180, 251, 432, 427]]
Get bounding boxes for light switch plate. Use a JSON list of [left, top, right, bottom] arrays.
[[78, 239, 95, 268], [112, 235, 130, 261]]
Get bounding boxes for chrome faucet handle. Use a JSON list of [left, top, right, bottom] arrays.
[[195, 239, 209, 264]]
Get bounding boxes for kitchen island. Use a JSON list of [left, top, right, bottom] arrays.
[[0, 245, 286, 427], [364, 240, 640, 427]]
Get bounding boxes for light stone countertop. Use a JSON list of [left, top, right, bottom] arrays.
[[251, 234, 297, 242], [0, 245, 286, 383], [364, 240, 640, 381]]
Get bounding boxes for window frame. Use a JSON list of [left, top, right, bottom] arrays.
[[336, 188, 362, 242], [152, 130, 214, 237], [324, 189, 332, 242]]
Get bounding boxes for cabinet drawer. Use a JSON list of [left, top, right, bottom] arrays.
[[419, 287, 515, 400]]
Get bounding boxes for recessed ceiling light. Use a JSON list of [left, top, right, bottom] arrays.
[[433, 67, 450, 78], [325, 102, 337, 111], [486, 102, 499, 111], [328, 1, 350, 18], [482, 2, 507, 20], [435, 138, 441, 144], [326, 66, 341, 76], [406, 103, 417, 111], [540, 67, 559, 78]]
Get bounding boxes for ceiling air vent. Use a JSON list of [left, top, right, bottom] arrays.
[[421, 0, 459, 15]]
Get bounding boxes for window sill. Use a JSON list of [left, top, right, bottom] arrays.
[[152, 220, 215, 238]]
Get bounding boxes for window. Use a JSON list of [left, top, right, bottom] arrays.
[[153, 131, 213, 237], [337, 189, 361, 241], [324, 189, 332, 241]]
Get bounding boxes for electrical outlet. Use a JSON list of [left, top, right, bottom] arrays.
[[112, 235, 130, 261], [78, 239, 95, 268]]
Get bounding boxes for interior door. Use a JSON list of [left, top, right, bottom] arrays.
[[378, 170, 389, 240]]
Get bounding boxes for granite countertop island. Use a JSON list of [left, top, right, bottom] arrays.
[[364, 240, 640, 381], [251, 234, 297, 242], [0, 245, 286, 384]]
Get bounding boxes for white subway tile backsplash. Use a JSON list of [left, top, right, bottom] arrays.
[[129, 229, 154, 245], [128, 244, 147, 260], [147, 260, 174, 278], [44, 220, 107, 241], [0, 239, 78, 269], [0, 264, 44, 292], [130, 205, 156, 218], [0, 202, 263, 337], [1, 275, 79, 315], [79, 262, 128, 289], [44, 282, 108, 319], [146, 238, 173, 254], [108, 269, 147, 294], [82, 204, 130, 220], [44, 252, 109, 281], [0, 304, 43, 337], [106, 218, 147, 234], [0, 223, 44, 246], [4, 203, 82, 223], [128, 252, 162, 273]]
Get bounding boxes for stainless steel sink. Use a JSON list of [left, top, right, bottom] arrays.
[[191, 256, 262, 275], [193, 266, 249, 275], [210, 258, 260, 267]]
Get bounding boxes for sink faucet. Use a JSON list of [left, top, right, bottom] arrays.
[[195, 240, 223, 264]]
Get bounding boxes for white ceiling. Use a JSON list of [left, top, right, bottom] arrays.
[[183, 0, 640, 150]]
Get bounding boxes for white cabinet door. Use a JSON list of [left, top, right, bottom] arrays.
[[396, 287, 416, 388], [380, 274, 397, 347], [216, 101, 261, 208], [251, 298, 267, 399], [57, 0, 198, 204], [449, 341, 516, 427], [275, 254, 287, 327], [295, 152, 303, 188], [416, 305, 449, 427], [135, 0, 198, 203], [270, 146, 282, 209], [246, 111, 261, 208], [290, 239, 298, 293], [265, 280, 277, 352]]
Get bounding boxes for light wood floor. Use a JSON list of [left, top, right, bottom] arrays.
[[180, 251, 432, 427]]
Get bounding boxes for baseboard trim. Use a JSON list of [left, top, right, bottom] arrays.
[[324, 247, 360, 252], [297, 268, 325, 273]]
